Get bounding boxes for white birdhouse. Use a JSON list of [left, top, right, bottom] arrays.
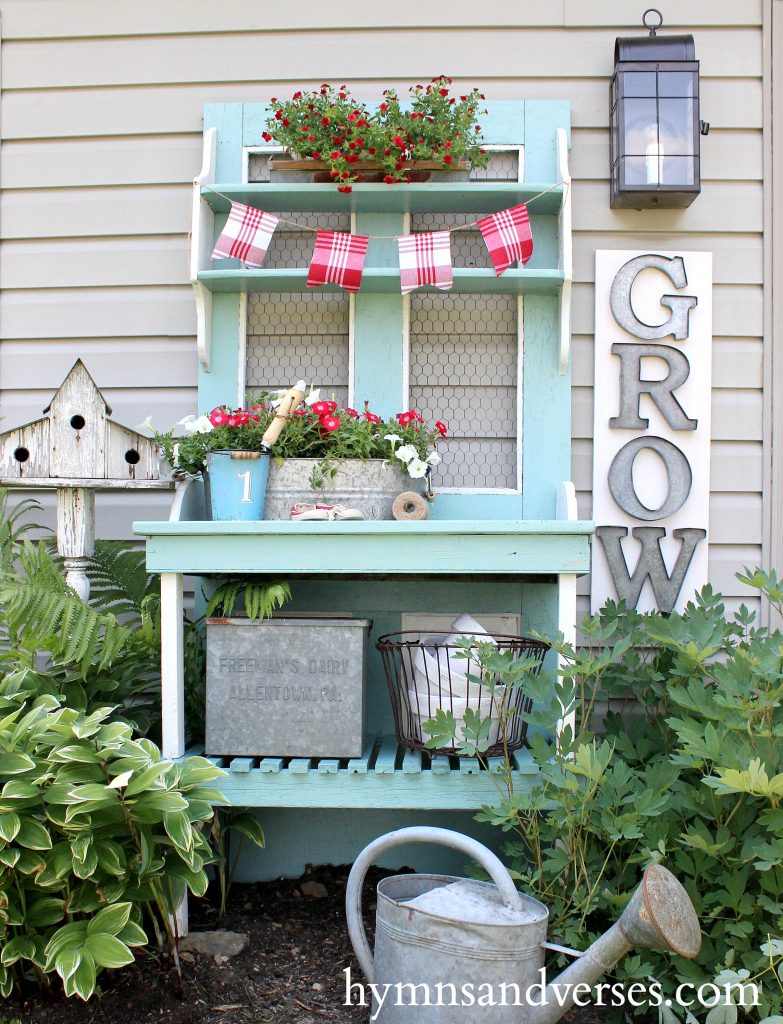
[[0, 359, 172, 601], [0, 359, 160, 482]]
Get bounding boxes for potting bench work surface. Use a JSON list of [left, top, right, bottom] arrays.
[[189, 734, 538, 809]]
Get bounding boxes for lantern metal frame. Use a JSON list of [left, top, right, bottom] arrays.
[[610, 9, 708, 209]]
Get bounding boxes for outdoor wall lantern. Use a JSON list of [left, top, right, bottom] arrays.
[[610, 9, 709, 209]]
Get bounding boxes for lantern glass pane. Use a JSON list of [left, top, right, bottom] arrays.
[[622, 97, 659, 155], [659, 98, 695, 156], [661, 155, 695, 187], [621, 71, 657, 97], [620, 156, 649, 186], [658, 71, 695, 97]]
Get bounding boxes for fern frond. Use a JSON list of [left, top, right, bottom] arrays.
[[0, 489, 47, 571], [85, 541, 159, 618], [0, 577, 137, 674], [207, 579, 291, 622]]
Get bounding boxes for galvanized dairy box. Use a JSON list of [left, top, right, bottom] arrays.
[[205, 617, 370, 758]]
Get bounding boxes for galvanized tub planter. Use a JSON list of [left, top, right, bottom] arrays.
[[264, 458, 421, 520], [205, 617, 371, 758]]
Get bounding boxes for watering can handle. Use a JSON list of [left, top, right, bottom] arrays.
[[345, 826, 525, 985]]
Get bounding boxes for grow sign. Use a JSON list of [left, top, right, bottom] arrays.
[[591, 250, 712, 613]]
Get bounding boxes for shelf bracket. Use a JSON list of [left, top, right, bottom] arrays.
[[191, 128, 217, 372], [556, 128, 573, 375]]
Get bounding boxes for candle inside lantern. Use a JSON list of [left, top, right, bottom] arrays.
[[645, 140, 664, 185]]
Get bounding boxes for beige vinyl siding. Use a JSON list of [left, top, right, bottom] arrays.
[[0, 1, 766, 613]]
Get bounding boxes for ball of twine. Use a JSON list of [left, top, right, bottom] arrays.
[[392, 491, 429, 521]]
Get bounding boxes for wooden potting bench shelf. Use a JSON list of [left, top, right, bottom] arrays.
[[188, 736, 538, 810]]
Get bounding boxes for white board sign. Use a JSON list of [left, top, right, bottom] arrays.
[[591, 250, 712, 614]]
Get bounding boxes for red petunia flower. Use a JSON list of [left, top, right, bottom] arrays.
[[319, 414, 341, 432], [337, 185, 353, 193], [396, 412, 414, 426], [364, 411, 381, 424], [343, 407, 359, 418], [262, 131, 273, 142], [435, 421, 448, 437]]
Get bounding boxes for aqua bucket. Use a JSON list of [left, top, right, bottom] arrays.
[[205, 450, 269, 521]]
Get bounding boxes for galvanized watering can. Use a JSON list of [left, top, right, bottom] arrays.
[[346, 827, 701, 1023]]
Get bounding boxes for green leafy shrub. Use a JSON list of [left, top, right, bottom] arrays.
[[426, 574, 783, 1021], [0, 674, 225, 1000]]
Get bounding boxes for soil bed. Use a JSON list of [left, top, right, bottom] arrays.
[[6, 866, 606, 1024]]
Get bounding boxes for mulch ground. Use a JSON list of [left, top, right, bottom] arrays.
[[5, 867, 608, 1024]]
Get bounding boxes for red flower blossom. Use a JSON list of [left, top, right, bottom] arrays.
[[443, 154, 453, 164], [319, 414, 341, 432], [209, 408, 230, 427], [364, 411, 381, 424], [383, 174, 396, 184], [293, 408, 308, 416], [282, 118, 290, 127], [396, 412, 414, 426], [343, 407, 359, 418], [379, 103, 388, 112], [337, 185, 352, 193], [310, 401, 337, 416], [393, 134, 405, 149], [262, 131, 273, 142], [439, 88, 449, 97], [321, 116, 330, 126], [435, 421, 448, 437]]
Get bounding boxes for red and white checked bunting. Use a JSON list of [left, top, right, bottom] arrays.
[[477, 203, 534, 276], [211, 202, 279, 267], [307, 230, 369, 292], [397, 231, 453, 294]]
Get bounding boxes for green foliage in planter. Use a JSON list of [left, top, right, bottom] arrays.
[[425, 575, 783, 1022], [206, 579, 291, 622], [0, 676, 225, 1000]]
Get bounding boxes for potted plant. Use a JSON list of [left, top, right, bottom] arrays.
[[262, 77, 489, 192], [143, 389, 447, 521]]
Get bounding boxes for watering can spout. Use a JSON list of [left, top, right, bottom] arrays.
[[530, 863, 701, 1024]]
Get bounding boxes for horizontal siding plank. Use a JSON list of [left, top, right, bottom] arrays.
[[0, 287, 195, 338], [570, 128, 763, 183], [573, 234, 763, 286], [0, 136, 202, 189], [0, 338, 197, 389], [0, 0, 759, 38], [1, 79, 762, 143], [1, 30, 762, 90], [571, 439, 763, 493], [0, 185, 190, 239], [572, 337, 763, 390], [572, 283, 764, 337], [571, 182, 763, 234], [0, 238, 189, 289], [572, 387, 762, 440]]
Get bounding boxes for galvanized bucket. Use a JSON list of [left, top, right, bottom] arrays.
[[205, 450, 269, 521], [346, 827, 548, 1023], [263, 458, 420, 520]]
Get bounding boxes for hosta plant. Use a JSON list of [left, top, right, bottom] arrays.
[[0, 676, 226, 1000]]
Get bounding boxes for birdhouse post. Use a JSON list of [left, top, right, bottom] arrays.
[[0, 360, 173, 599]]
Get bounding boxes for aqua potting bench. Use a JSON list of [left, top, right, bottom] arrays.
[[134, 100, 593, 842]]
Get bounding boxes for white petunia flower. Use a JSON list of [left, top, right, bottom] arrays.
[[407, 458, 428, 479], [426, 451, 441, 465], [304, 388, 322, 406], [138, 415, 156, 433], [394, 444, 418, 464], [384, 433, 403, 444], [178, 414, 213, 434]]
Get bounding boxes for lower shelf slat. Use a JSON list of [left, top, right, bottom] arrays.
[[184, 736, 536, 810]]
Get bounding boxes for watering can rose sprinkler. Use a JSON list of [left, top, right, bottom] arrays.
[[346, 827, 701, 1023], [205, 380, 305, 521]]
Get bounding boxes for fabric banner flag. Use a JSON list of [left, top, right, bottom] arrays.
[[477, 204, 534, 275], [211, 202, 279, 267], [397, 230, 453, 294], [307, 230, 370, 292]]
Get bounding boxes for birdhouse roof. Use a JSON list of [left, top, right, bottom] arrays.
[[42, 359, 112, 415]]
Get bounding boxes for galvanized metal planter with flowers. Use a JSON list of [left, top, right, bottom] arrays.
[[145, 388, 447, 521], [262, 76, 489, 192]]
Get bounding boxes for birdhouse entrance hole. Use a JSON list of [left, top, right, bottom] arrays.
[[13, 447, 30, 463], [124, 449, 141, 465], [70, 414, 86, 430]]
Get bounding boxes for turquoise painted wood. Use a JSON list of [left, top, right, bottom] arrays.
[[196, 267, 564, 294], [195, 736, 538, 810], [133, 518, 593, 576], [201, 181, 565, 216]]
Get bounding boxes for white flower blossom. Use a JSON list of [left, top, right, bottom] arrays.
[[178, 413, 213, 434], [384, 433, 403, 444], [172, 443, 181, 467], [426, 451, 441, 465], [407, 457, 428, 479], [394, 444, 418, 464], [138, 415, 156, 433], [304, 388, 322, 406]]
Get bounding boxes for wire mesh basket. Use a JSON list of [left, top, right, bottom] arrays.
[[376, 631, 549, 755]]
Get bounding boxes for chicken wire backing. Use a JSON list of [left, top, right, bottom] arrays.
[[411, 213, 491, 270], [409, 294, 518, 490], [246, 292, 350, 407]]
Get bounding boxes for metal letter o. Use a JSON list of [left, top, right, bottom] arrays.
[[607, 435, 692, 520]]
